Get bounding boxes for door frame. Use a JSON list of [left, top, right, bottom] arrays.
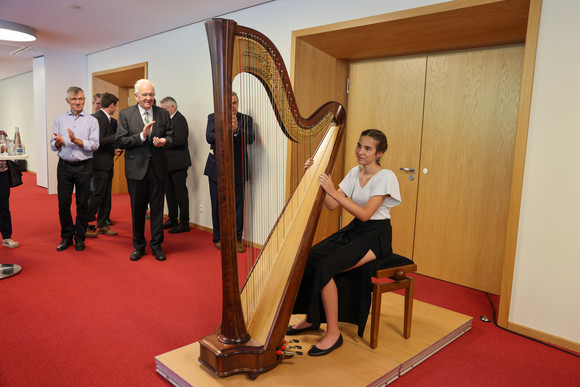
[[289, 0, 541, 331]]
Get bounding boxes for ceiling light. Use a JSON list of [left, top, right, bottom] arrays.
[[10, 46, 31, 56], [0, 21, 36, 42]]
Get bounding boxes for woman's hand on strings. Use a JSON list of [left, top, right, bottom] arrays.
[[319, 172, 341, 211], [304, 157, 314, 173], [318, 173, 337, 196]]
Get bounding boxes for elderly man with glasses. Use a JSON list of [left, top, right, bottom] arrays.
[[115, 79, 175, 262]]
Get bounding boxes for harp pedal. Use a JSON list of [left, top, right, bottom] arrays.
[[276, 350, 304, 356], [281, 345, 302, 350], [283, 339, 299, 343]]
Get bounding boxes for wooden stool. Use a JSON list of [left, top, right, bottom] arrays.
[[370, 255, 417, 349]]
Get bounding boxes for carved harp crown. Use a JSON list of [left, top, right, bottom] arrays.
[[198, 18, 346, 379]]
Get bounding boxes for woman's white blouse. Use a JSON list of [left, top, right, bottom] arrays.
[[338, 166, 401, 220]]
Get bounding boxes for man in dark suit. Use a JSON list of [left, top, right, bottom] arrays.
[[115, 79, 175, 261], [160, 96, 192, 234], [204, 92, 255, 253], [106, 117, 122, 227], [87, 92, 119, 237]]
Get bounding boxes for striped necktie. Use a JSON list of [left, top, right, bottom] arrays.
[[143, 111, 152, 139]]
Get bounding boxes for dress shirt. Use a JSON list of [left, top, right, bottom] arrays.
[[101, 109, 111, 122], [50, 110, 99, 161]]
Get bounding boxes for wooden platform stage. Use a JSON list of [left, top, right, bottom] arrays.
[[155, 293, 473, 386]]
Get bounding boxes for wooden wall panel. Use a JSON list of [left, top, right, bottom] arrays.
[[290, 38, 348, 243]]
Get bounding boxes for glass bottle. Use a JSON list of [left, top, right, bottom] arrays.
[[14, 127, 24, 154]]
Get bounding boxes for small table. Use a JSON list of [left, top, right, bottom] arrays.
[[0, 154, 28, 280]]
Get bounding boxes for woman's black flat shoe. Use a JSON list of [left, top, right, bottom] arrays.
[[286, 324, 320, 336], [307, 334, 343, 356]]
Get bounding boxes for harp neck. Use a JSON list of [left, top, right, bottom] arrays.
[[234, 23, 345, 141]]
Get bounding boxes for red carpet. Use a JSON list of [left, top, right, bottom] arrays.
[[1, 173, 578, 386]]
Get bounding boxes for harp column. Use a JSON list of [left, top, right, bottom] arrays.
[[205, 18, 250, 344]]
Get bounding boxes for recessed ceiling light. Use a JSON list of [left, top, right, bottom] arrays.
[[0, 20, 36, 42]]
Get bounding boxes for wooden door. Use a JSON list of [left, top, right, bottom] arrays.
[[110, 87, 136, 195], [414, 45, 524, 294], [345, 56, 427, 257], [92, 62, 147, 194]]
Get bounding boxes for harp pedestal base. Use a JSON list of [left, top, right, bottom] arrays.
[[198, 328, 281, 379], [156, 294, 473, 386]]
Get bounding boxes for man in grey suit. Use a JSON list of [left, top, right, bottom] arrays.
[[160, 96, 192, 234], [115, 79, 175, 261]]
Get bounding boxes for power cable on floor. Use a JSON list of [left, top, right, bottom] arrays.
[[484, 292, 579, 358]]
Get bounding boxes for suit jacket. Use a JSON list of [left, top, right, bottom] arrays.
[[115, 104, 174, 180], [91, 110, 116, 171], [204, 112, 255, 183], [165, 110, 192, 171], [111, 117, 118, 133]]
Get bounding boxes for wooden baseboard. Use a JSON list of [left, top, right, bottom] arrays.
[[507, 321, 580, 354], [187, 222, 212, 234], [184, 221, 265, 250]]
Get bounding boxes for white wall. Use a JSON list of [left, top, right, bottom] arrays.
[[0, 72, 35, 172], [44, 50, 88, 194], [510, 0, 580, 343], [33, 57, 46, 187]]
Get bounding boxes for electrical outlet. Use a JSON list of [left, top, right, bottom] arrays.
[[199, 205, 204, 213]]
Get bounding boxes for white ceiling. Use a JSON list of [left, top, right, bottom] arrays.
[[0, 0, 273, 81]]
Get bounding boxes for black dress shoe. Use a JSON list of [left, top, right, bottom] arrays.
[[130, 249, 145, 261], [168, 223, 190, 234], [105, 218, 114, 226], [56, 239, 73, 251], [152, 247, 166, 261], [163, 220, 178, 229], [286, 324, 320, 336], [307, 334, 343, 357], [75, 239, 86, 251]]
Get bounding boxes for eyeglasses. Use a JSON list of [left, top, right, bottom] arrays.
[[139, 93, 155, 98], [69, 97, 85, 102]]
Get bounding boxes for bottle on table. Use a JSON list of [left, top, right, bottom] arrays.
[[14, 127, 24, 154]]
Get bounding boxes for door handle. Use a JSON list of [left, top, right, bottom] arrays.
[[400, 167, 415, 173]]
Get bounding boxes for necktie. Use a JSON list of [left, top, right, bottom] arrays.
[[143, 111, 152, 139]]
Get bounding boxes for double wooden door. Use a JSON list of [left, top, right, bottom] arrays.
[[345, 45, 524, 294]]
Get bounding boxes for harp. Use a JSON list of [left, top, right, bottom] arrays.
[[198, 18, 346, 379]]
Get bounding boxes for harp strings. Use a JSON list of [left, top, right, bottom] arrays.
[[234, 38, 286, 323], [232, 31, 333, 325]]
